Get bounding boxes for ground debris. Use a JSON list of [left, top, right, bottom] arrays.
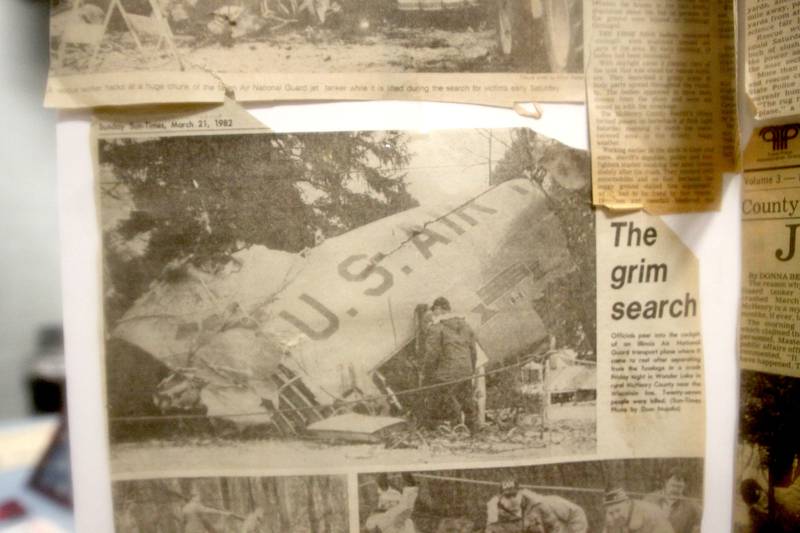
[[52, 12, 539, 76], [383, 413, 595, 456]]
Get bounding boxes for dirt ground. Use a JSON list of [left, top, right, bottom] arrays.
[[111, 418, 595, 477], [55, 18, 548, 75]]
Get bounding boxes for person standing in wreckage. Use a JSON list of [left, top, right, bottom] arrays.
[[419, 296, 480, 432], [486, 479, 588, 533]]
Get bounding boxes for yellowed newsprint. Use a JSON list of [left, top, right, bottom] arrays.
[[733, 124, 800, 533], [743, 0, 800, 121], [587, 0, 737, 214], [46, 0, 585, 108], [91, 102, 705, 532]]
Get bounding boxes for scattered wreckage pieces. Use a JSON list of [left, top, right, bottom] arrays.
[[206, 0, 333, 43], [298, 397, 579, 450], [305, 412, 407, 443]]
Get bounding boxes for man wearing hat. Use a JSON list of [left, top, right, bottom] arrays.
[[420, 296, 479, 431], [602, 487, 674, 533], [486, 478, 588, 533]]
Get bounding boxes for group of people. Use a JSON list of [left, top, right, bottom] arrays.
[[602, 468, 701, 533], [413, 297, 486, 432], [365, 467, 701, 533], [488, 467, 701, 533]]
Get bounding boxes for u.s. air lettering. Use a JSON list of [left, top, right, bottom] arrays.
[[338, 254, 393, 296], [278, 294, 340, 340], [277, 199, 501, 340]]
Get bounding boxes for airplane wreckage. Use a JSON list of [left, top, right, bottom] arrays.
[[108, 178, 596, 443]]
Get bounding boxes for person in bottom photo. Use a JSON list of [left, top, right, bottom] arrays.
[[734, 369, 800, 533], [113, 474, 349, 533], [359, 458, 702, 533]]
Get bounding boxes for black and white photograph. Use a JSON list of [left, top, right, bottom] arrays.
[[734, 369, 800, 533], [50, 0, 583, 76], [113, 474, 348, 532], [98, 126, 596, 474], [358, 458, 703, 533]]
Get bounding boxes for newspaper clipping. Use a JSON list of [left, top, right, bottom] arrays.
[[358, 459, 703, 533], [93, 102, 705, 531], [743, 0, 800, 121], [586, 0, 737, 213], [46, 0, 585, 108], [734, 123, 800, 533]]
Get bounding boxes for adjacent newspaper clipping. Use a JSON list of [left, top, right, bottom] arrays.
[[586, 0, 737, 213], [46, 0, 585, 108], [734, 123, 800, 533], [743, 0, 800, 121], [93, 102, 705, 532]]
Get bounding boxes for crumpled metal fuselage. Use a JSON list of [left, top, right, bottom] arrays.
[[115, 178, 574, 434]]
